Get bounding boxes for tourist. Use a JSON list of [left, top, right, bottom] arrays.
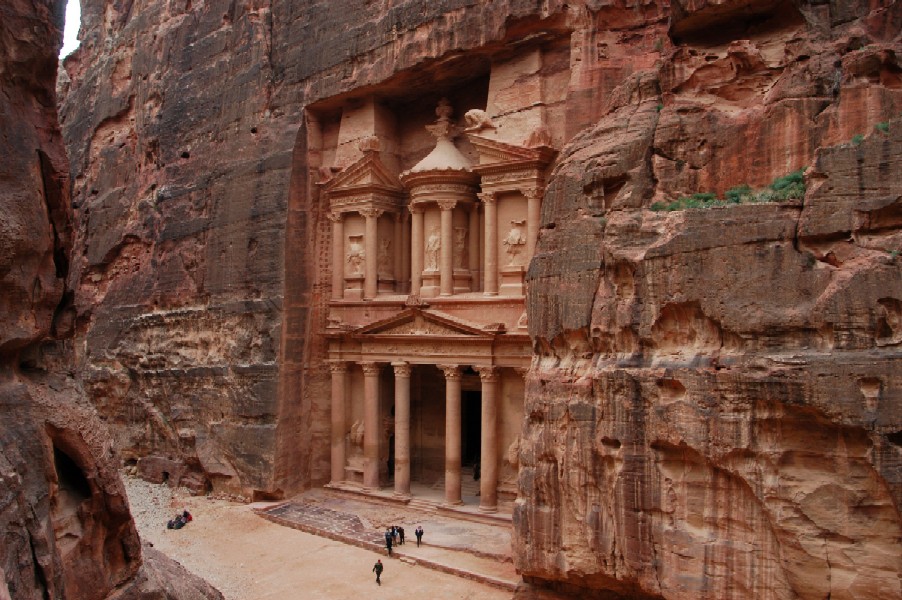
[[415, 525, 423, 546], [384, 528, 393, 556], [398, 525, 405, 545], [372, 559, 383, 585]]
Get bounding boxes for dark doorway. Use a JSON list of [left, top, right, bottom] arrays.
[[461, 390, 481, 470]]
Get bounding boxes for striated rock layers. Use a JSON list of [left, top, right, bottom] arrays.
[[0, 1, 221, 598], [61, 0, 901, 598]]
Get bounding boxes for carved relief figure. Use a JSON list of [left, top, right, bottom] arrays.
[[464, 109, 495, 132], [347, 234, 365, 275], [425, 227, 440, 270], [453, 227, 468, 269], [377, 238, 392, 278], [503, 220, 526, 266], [349, 420, 365, 447]]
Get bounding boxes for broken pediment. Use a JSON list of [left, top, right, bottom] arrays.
[[352, 308, 492, 338], [324, 149, 404, 195], [466, 133, 556, 167]]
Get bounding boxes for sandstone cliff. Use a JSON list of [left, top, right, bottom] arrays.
[[60, 0, 902, 598], [0, 1, 221, 598]]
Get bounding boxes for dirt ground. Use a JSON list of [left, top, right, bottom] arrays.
[[126, 477, 514, 600]]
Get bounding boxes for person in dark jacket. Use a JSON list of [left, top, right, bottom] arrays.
[[372, 559, 384, 585], [384, 528, 393, 556]]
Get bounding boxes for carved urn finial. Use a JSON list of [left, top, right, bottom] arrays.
[[427, 98, 458, 140]]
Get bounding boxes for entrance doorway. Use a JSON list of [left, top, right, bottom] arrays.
[[461, 390, 482, 471]]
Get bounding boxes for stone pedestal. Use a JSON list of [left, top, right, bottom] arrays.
[[453, 268, 472, 294], [420, 270, 440, 298], [344, 274, 364, 300], [499, 265, 525, 296], [378, 277, 395, 293]]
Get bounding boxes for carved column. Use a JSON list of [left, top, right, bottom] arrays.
[[410, 205, 424, 295], [362, 208, 382, 299], [439, 200, 456, 296], [439, 364, 463, 505], [392, 362, 412, 496], [524, 188, 542, 260], [480, 192, 498, 295], [329, 362, 348, 484], [400, 211, 410, 293], [393, 212, 404, 293], [361, 362, 381, 489], [330, 212, 344, 300], [475, 366, 500, 511], [469, 203, 480, 291]]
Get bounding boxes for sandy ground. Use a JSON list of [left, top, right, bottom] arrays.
[[126, 476, 514, 600]]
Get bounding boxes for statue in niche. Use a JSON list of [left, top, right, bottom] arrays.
[[349, 420, 365, 448], [503, 220, 526, 266], [377, 238, 392, 278], [347, 234, 365, 275], [425, 227, 440, 271], [453, 227, 468, 269]]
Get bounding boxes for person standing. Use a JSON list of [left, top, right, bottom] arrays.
[[372, 559, 383, 585], [415, 525, 423, 547], [384, 528, 393, 556], [398, 526, 405, 545]]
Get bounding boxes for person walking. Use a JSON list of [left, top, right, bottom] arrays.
[[384, 528, 393, 556], [372, 559, 383, 585], [415, 525, 423, 547]]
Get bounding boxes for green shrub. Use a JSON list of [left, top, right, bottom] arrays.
[[876, 122, 890, 133], [851, 133, 865, 145], [725, 184, 753, 204]]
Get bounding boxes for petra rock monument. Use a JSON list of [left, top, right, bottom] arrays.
[[2, 0, 900, 598]]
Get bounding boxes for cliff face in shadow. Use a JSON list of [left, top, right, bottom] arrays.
[[0, 1, 221, 598], [59, 0, 901, 598]]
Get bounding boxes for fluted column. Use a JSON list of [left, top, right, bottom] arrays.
[[330, 212, 344, 300], [400, 211, 410, 293], [361, 362, 381, 489], [475, 366, 500, 511], [439, 364, 462, 505], [392, 362, 412, 496], [469, 203, 480, 291], [329, 362, 349, 484], [438, 200, 456, 296], [525, 188, 542, 259], [410, 206, 424, 295], [480, 193, 498, 295], [362, 208, 382, 299]]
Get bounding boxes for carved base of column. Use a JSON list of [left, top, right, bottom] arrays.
[[377, 277, 395, 293], [452, 268, 472, 294], [420, 270, 440, 297], [499, 265, 525, 296], [344, 274, 364, 300], [478, 504, 498, 513]]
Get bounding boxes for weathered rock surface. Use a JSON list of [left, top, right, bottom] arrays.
[[60, 0, 901, 598], [0, 1, 222, 598]]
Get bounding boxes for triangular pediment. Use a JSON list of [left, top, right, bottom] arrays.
[[325, 152, 403, 193], [352, 308, 492, 338], [466, 134, 555, 166]]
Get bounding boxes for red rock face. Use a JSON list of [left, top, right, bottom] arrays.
[[61, 0, 901, 597], [0, 1, 222, 598]]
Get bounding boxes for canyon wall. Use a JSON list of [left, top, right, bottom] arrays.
[[0, 1, 221, 598], [60, 0, 902, 598]]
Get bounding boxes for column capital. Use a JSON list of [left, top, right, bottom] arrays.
[[408, 204, 425, 215], [361, 362, 382, 376], [328, 361, 349, 374], [514, 366, 529, 376], [437, 364, 461, 379], [360, 207, 384, 219], [474, 365, 500, 382], [477, 192, 496, 204], [520, 187, 542, 201], [437, 199, 458, 211], [392, 362, 412, 377], [327, 211, 344, 223]]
